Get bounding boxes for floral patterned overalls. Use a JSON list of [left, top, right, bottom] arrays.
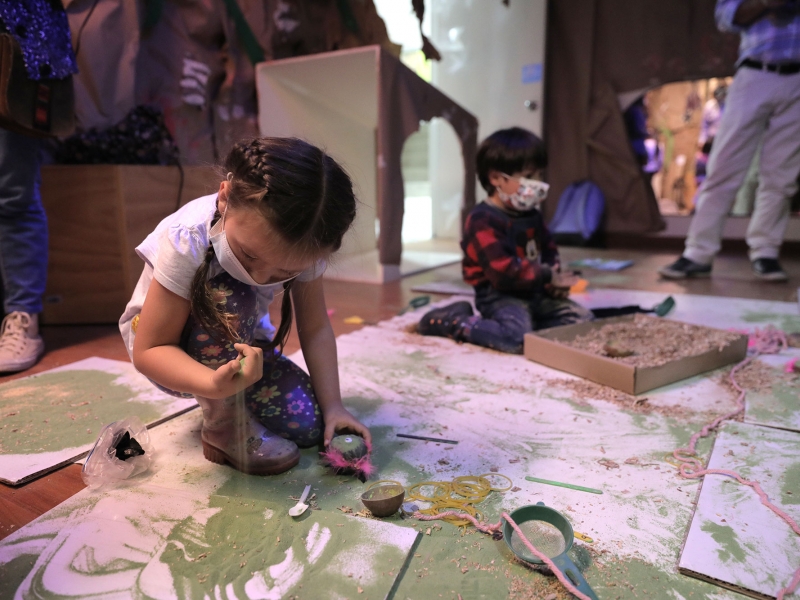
[[150, 271, 323, 447]]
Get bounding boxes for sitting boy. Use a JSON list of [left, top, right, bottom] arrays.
[[418, 127, 593, 354]]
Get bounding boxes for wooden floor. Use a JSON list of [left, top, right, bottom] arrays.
[[1, 245, 798, 541]]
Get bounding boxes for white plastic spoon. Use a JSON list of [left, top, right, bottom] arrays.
[[289, 485, 312, 517]]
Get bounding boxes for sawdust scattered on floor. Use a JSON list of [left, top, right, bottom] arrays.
[[563, 315, 742, 368], [507, 572, 570, 600], [718, 359, 796, 394], [546, 377, 704, 419], [548, 378, 643, 406], [787, 332, 800, 348]]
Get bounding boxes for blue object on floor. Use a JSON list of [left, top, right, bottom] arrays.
[[568, 258, 634, 271]]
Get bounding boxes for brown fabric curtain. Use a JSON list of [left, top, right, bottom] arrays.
[[544, 0, 740, 233], [64, 0, 140, 131]]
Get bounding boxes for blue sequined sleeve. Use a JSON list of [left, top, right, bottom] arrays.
[[0, 0, 78, 80]]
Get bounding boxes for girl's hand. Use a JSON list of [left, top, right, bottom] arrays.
[[208, 343, 263, 399], [323, 406, 372, 449]]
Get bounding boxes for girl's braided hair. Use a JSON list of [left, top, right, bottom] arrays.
[[189, 137, 357, 356]]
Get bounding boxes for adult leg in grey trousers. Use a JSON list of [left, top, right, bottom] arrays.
[[683, 67, 800, 269]]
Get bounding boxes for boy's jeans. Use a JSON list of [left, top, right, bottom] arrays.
[[464, 283, 593, 354], [0, 128, 47, 315]]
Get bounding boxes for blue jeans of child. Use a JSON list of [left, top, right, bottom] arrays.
[[464, 284, 594, 354], [0, 129, 47, 315], [154, 271, 324, 447]]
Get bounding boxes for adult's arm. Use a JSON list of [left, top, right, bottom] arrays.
[[718, 0, 790, 30]]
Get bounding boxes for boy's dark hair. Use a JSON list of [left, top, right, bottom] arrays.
[[190, 137, 357, 356], [476, 127, 548, 195]]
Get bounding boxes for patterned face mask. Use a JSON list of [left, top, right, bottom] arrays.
[[497, 173, 550, 211]]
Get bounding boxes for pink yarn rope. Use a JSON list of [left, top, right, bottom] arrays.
[[413, 510, 592, 600], [413, 510, 502, 536], [672, 326, 800, 600]]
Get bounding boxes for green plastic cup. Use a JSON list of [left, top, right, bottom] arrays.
[[503, 502, 598, 600]]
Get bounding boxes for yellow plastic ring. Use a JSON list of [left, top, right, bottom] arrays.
[[478, 473, 513, 492], [407, 481, 450, 501]]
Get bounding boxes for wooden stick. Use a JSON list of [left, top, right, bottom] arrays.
[[397, 433, 459, 445]]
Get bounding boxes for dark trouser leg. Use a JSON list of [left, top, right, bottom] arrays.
[[530, 295, 594, 330], [462, 288, 532, 354], [0, 129, 47, 314]]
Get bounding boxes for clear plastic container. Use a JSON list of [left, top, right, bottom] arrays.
[[81, 416, 153, 488]]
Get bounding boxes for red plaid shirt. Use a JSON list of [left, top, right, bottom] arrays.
[[461, 202, 558, 292]]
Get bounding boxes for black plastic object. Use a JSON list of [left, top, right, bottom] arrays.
[[113, 431, 145, 461], [590, 296, 675, 319]]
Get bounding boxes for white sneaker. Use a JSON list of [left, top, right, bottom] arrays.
[[0, 311, 45, 373]]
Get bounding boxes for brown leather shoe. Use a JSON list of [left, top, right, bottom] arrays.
[[196, 395, 300, 475]]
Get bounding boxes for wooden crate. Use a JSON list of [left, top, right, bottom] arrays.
[[41, 165, 219, 324]]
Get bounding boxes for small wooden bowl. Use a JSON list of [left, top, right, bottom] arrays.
[[360, 484, 405, 517]]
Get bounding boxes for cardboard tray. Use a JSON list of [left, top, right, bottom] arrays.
[[523, 314, 748, 395]]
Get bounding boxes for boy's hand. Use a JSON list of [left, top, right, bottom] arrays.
[[545, 284, 570, 299], [323, 406, 372, 449], [207, 343, 263, 399], [546, 270, 579, 299]]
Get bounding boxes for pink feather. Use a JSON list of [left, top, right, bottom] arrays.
[[320, 447, 376, 479]]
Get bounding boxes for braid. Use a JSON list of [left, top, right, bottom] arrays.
[[219, 137, 358, 358], [188, 213, 239, 345], [264, 279, 294, 360], [241, 140, 271, 188]]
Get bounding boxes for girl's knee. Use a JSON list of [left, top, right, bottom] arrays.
[[246, 356, 323, 447]]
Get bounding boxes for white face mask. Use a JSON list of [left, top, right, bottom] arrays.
[[209, 211, 297, 288], [497, 174, 550, 211]]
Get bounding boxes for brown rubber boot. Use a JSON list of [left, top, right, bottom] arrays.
[[195, 395, 300, 475]]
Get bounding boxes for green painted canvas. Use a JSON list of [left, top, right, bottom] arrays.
[[0, 357, 197, 485], [742, 356, 800, 433], [0, 484, 419, 598], [679, 421, 800, 598], [4, 289, 799, 598]]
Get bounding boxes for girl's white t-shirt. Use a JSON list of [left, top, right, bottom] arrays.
[[118, 194, 325, 360]]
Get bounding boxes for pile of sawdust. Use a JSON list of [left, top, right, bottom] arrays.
[[563, 315, 742, 368]]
